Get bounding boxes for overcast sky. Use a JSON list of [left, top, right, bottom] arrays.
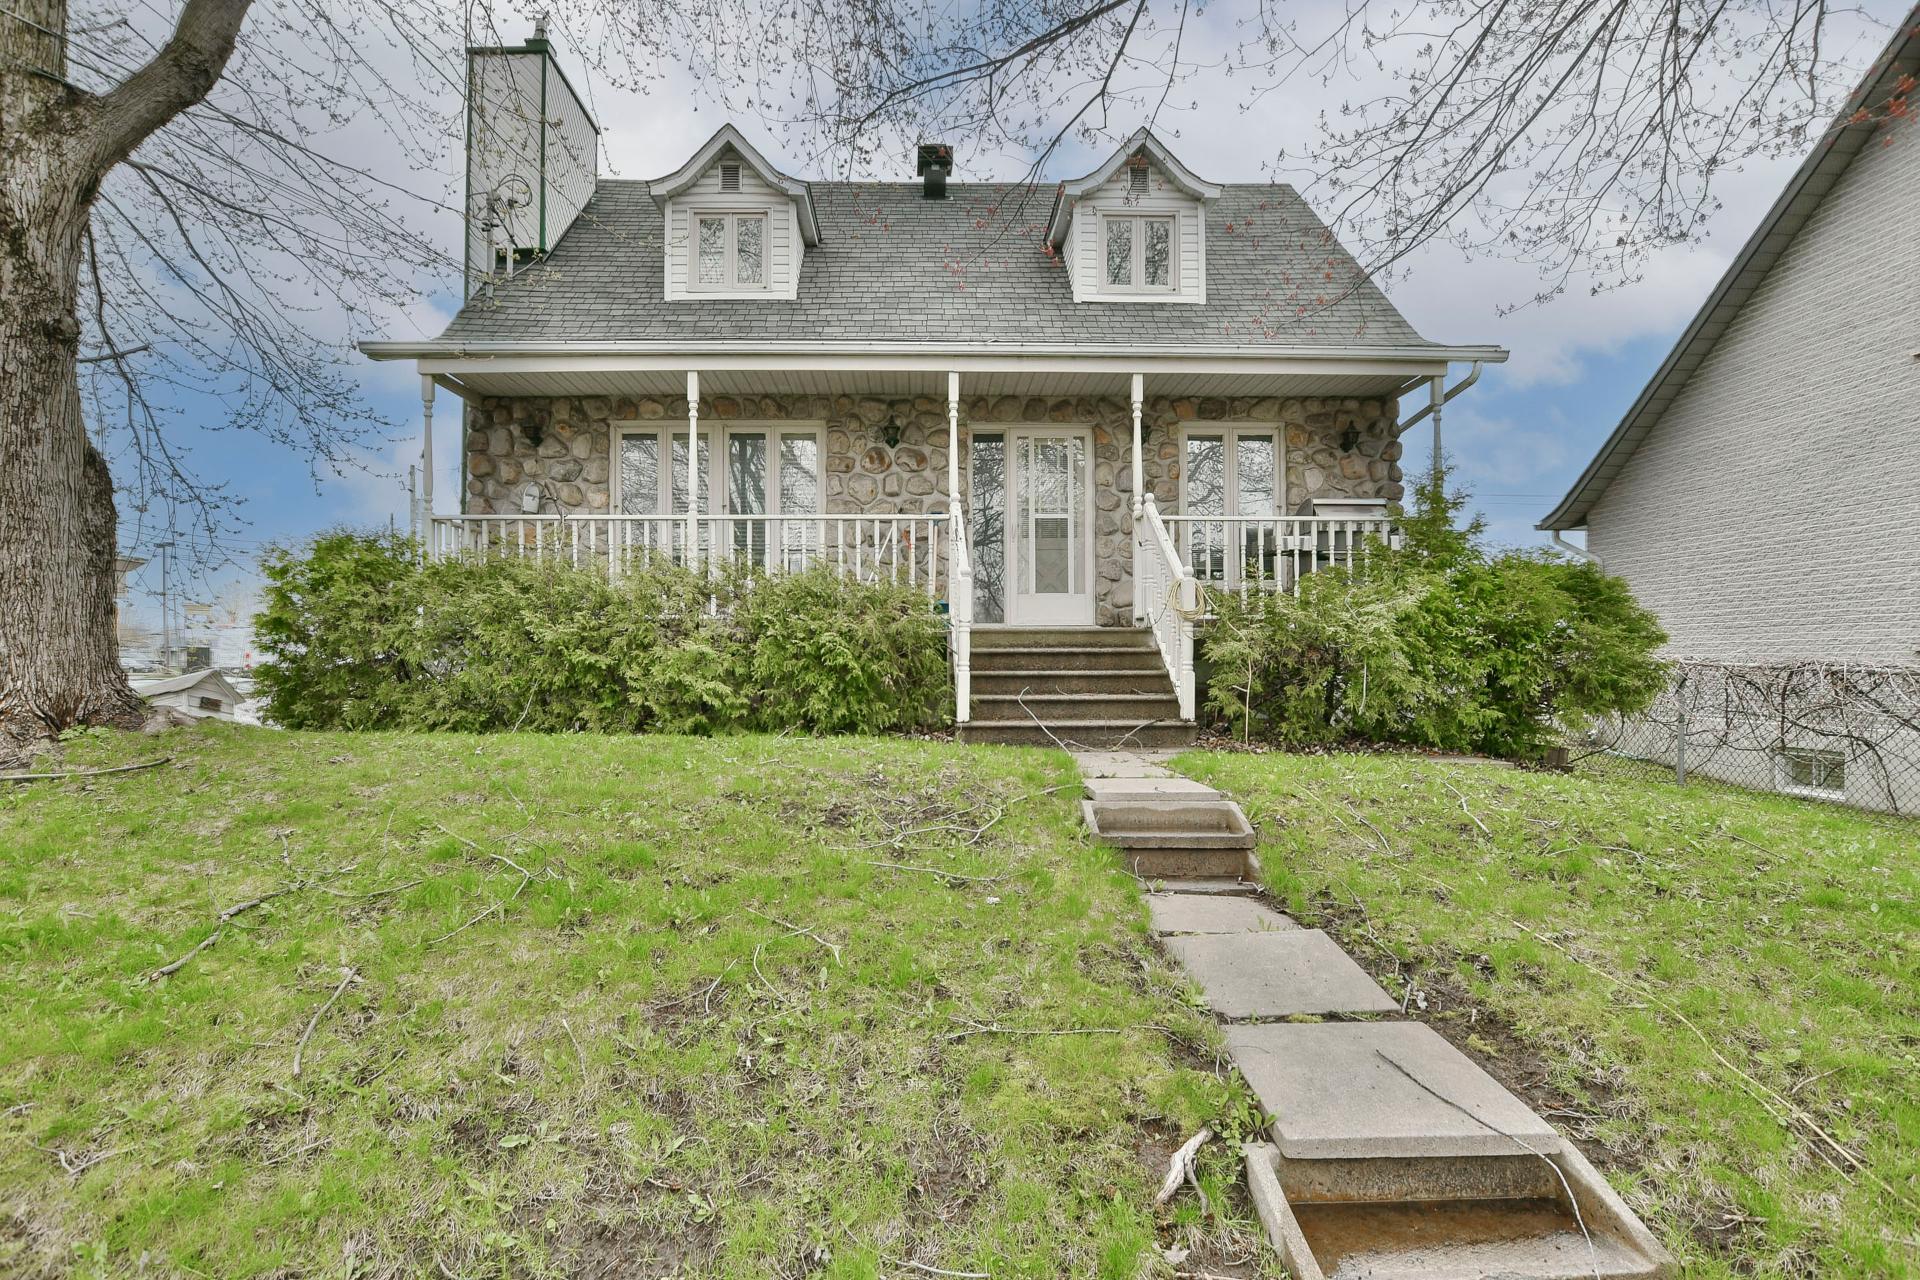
[[119, 0, 1907, 631]]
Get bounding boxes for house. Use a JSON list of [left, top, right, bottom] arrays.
[[132, 669, 244, 722], [1539, 10, 1920, 811], [362, 28, 1506, 748]]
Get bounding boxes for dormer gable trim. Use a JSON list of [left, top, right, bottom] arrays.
[[648, 124, 821, 246], [1044, 128, 1223, 247]]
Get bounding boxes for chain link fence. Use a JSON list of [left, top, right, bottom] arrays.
[[1559, 659, 1920, 817]]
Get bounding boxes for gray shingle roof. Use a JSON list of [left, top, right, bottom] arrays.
[[437, 180, 1444, 350]]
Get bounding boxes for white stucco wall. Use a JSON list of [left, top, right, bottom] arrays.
[[1585, 121, 1920, 666]]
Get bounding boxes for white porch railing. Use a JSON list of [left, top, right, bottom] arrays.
[[426, 513, 948, 595], [1134, 494, 1198, 721], [948, 501, 973, 724], [1161, 515, 1400, 595]]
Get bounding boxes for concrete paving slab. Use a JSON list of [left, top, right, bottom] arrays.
[[1165, 931, 1398, 1017], [1071, 751, 1172, 779], [1083, 776, 1220, 801], [1223, 1022, 1564, 1160], [1148, 894, 1299, 935]]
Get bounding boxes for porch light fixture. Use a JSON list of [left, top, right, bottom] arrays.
[[882, 412, 905, 448], [1338, 422, 1361, 452]]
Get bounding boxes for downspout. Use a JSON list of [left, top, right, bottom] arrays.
[[1551, 531, 1601, 569]]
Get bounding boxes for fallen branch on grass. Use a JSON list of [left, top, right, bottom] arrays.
[[943, 1016, 1172, 1042], [744, 906, 844, 965], [2, 756, 172, 783], [292, 967, 359, 1078], [426, 848, 543, 947], [1154, 1125, 1213, 1207], [861, 860, 1007, 885], [33, 1144, 125, 1176], [884, 1258, 989, 1279], [148, 865, 360, 982], [1439, 777, 1492, 837]]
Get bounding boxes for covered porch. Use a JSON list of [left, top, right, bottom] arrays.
[[365, 342, 1503, 723]]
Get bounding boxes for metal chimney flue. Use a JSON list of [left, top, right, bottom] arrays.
[[917, 143, 952, 199]]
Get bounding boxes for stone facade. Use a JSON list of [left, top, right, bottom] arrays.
[[464, 392, 1402, 626]]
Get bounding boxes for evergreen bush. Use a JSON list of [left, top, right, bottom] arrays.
[[1202, 470, 1668, 758], [254, 531, 950, 735]]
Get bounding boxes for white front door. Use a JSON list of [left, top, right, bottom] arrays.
[[1007, 428, 1095, 625]]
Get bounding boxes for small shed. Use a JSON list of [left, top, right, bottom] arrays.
[[132, 669, 244, 722]]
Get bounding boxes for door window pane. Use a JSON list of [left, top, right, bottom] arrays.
[[727, 433, 767, 515], [1104, 218, 1133, 286], [727, 432, 768, 561], [1019, 434, 1080, 596], [1185, 436, 1227, 514], [1184, 434, 1227, 580], [971, 433, 1005, 624], [619, 434, 659, 513], [697, 217, 726, 285], [1144, 218, 1172, 286], [778, 435, 818, 513], [734, 216, 765, 285], [1236, 435, 1277, 516], [670, 435, 711, 514]]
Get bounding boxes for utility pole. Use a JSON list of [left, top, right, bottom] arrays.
[[155, 540, 174, 672]]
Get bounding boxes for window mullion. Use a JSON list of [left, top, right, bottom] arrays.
[[1134, 216, 1145, 288]]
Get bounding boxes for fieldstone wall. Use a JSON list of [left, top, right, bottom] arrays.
[[463, 392, 1401, 625]]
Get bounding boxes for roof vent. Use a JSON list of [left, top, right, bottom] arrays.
[[916, 142, 952, 200], [1129, 164, 1149, 196], [719, 162, 740, 192]]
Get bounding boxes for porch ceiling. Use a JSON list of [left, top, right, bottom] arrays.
[[427, 367, 1438, 402]]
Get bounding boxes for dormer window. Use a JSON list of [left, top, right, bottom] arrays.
[[694, 212, 766, 290], [650, 125, 820, 302], [1103, 214, 1175, 291]]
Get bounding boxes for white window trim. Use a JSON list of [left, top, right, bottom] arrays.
[[612, 421, 825, 516], [1176, 423, 1286, 518], [689, 211, 769, 293], [1100, 211, 1178, 294]]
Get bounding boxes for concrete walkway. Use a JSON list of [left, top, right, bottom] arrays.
[[1074, 749, 1672, 1280]]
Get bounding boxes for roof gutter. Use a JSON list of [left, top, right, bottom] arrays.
[[360, 338, 1510, 364]]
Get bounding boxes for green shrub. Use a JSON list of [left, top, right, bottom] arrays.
[[1202, 471, 1668, 758], [254, 531, 951, 735]]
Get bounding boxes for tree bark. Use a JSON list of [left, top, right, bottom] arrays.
[[0, 0, 253, 766]]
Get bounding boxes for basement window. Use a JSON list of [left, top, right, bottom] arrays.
[[1102, 213, 1174, 291], [1778, 748, 1846, 797], [692, 212, 766, 290]]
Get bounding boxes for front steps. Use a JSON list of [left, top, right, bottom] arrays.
[[958, 627, 1196, 750]]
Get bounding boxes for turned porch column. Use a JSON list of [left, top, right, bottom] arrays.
[[1130, 372, 1144, 624], [946, 372, 961, 501], [419, 375, 435, 548], [686, 370, 700, 565], [1428, 373, 1445, 475]]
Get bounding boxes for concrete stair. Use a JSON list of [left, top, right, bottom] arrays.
[[959, 627, 1196, 750]]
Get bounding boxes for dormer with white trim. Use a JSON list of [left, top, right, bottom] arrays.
[[650, 126, 821, 301], [1045, 130, 1221, 305]]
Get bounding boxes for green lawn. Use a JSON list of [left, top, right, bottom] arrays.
[[1, 725, 1263, 1279], [1175, 749, 1920, 1279]]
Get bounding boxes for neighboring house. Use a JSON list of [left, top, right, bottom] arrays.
[[133, 670, 244, 722], [363, 28, 1506, 747], [1540, 10, 1920, 811]]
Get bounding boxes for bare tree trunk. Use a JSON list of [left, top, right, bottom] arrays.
[[0, 0, 253, 766], [0, 201, 145, 766]]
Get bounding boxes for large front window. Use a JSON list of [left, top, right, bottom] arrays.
[[693, 212, 767, 290], [1182, 428, 1279, 582], [617, 426, 820, 566]]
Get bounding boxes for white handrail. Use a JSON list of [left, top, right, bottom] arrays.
[[948, 500, 973, 724], [425, 513, 947, 596], [1161, 514, 1398, 595], [1136, 494, 1197, 721]]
